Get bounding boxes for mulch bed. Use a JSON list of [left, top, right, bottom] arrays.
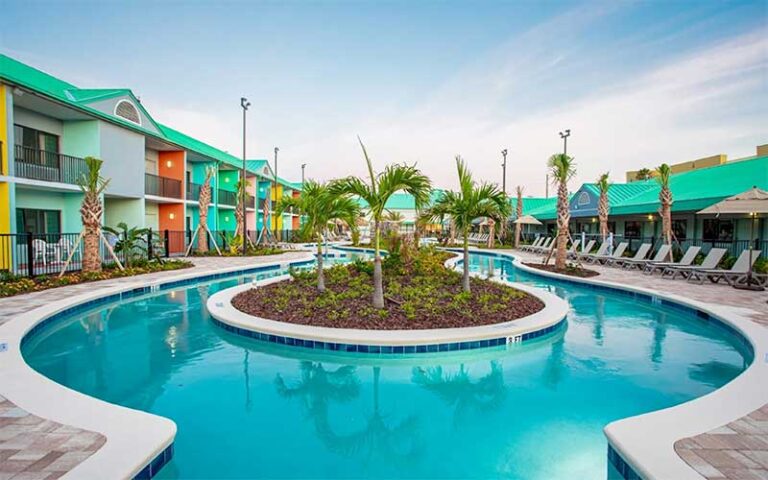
[[231, 264, 545, 330], [523, 262, 600, 278]]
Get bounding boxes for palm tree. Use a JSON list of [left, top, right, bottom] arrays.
[[635, 168, 653, 181], [78, 156, 110, 273], [331, 138, 431, 308], [103, 222, 149, 268], [548, 153, 576, 270], [428, 157, 509, 293], [234, 177, 252, 245], [277, 180, 361, 292], [513, 186, 523, 248], [656, 163, 673, 254], [197, 166, 215, 253], [597, 172, 610, 242]]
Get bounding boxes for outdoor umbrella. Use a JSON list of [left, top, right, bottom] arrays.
[[513, 215, 543, 239], [697, 186, 768, 291]]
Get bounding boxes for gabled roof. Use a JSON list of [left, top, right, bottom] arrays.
[[509, 197, 558, 218], [581, 182, 654, 205]]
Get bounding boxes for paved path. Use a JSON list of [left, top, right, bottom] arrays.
[[0, 253, 309, 480], [507, 249, 768, 480]]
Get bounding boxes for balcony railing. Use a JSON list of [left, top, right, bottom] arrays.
[[217, 189, 238, 206], [145, 173, 182, 199], [187, 182, 202, 201], [14, 145, 88, 185]]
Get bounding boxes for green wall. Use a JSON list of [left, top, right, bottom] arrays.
[[15, 188, 83, 232]]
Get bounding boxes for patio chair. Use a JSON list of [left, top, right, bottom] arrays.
[[620, 244, 672, 270], [643, 246, 701, 275], [564, 239, 582, 258], [32, 238, 48, 266], [586, 242, 628, 264], [661, 248, 727, 280], [686, 249, 762, 285], [606, 243, 651, 267], [531, 237, 553, 254], [569, 239, 594, 259], [578, 241, 608, 262], [521, 237, 543, 252]]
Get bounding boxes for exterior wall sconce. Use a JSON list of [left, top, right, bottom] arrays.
[[166, 160, 173, 168], [169, 213, 176, 220], [647, 215, 654, 221], [225, 216, 230, 222], [591, 217, 597, 223]]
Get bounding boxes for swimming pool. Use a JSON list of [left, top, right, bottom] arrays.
[[22, 249, 751, 479]]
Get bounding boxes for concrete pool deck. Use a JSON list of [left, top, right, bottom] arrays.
[[506, 248, 768, 480], [0, 249, 765, 479]]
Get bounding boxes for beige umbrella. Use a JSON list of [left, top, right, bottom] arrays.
[[697, 186, 768, 291], [513, 215, 543, 225]]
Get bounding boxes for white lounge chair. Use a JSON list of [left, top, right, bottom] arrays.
[[586, 242, 628, 264], [607, 243, 651, 267], [569, 240, 594, 259], [531, 237, 554, 254], [687, 249, 762, 285], [621, 244, 672, 270], [521, 237, 544, 252], [643, 246, 701, 275], [662, 248, 727, 280]]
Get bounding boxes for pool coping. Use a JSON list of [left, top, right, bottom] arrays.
[[205, 254, 569, 351], [0, 252, 316, 480], [483, 248, 768, 480]]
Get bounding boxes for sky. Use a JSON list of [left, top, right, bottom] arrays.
[[1, 0, 766, 195]]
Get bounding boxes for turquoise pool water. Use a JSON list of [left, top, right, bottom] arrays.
[[22, 250, 750, 479]]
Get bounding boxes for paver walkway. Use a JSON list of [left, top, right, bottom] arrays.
[[508, 248, 768, 480], [0, 252, 309, 480]]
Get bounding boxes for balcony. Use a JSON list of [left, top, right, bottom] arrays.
[[217, 189, 255, 207], [145, 173, 182, 199], [217, 189, 238, 206], [187, 182, 202, 201], [13, 145, 88, 185]]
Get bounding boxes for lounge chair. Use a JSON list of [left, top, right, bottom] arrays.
[[520, 237, 543, 252], [607, 243, 651, 267], [687, 249, 762, 285], [564, 239, 582, 258], [528, 237, 549, 252], [580, 242, 609, 262], [569, 240, 594, 259], [661, 248, 727, 280], [586, 242, 628, 265], [643, 246, 701, 275], [620, 244, 672, 270], [532, 237, 554, 254]]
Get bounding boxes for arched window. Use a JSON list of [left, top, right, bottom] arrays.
[[114, 100, 141, 125], [578, 192, 590, 206]]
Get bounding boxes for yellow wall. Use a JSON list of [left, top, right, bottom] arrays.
[[270, 183, 284, 230], [0, 84, 10, 235], [626, 154, 726, 182]]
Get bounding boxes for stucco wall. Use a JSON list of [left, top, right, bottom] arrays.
[[99, 121, 145, 198], [15, 188, 83, 232], [13, 107, 63, 137], [61, 120, 100, 158], [104, 197, 144, 229]]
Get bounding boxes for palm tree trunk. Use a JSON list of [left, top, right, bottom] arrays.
[[462, 230, 470, 293], [316, 239, 325, 292], [555, 182, 569, 270], [372, 221, 385, 309], [83, 224, 101, 272]]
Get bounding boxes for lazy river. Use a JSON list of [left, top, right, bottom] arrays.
[[22, 249, 751, 479]]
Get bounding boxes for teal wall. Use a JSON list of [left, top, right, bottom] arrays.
[[219, 170, 239, 192], [15, 188, 83, 232], [217, 209, 236, 232], [104, 198, 144, 229], [62, 120, 100, 158]]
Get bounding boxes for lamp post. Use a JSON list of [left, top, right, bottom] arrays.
[[559, 129, 571, 155], [501, 149, 507, 195], [301, 163, 306, 184], [240, 97, 250, 256], [273, 147, 279, 241]]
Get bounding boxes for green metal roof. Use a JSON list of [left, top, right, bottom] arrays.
[[0, 54, 298, 179], [357, 190, 445, 210], [509, 197, 558, 218], [610, 156, 768, 215], [581, 182, 654, 206]]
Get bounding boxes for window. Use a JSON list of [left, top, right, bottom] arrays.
[[703, 219, 734, 241], [578, 192, 590, 206], [624, 221, 642, 238], [114, 100, 141, 125], [14, 124, 59, 165], [672, 219, 687, 240], [16, 208, 61, 237]]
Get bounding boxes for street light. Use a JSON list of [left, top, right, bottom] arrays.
[[273, 147, 279, 241], [559, 129, 571, 155], [240, 97, 250, 256], [501, 149, 508, 195], [301, 163, 307, 185]]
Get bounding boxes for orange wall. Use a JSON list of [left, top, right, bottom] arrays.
[[159, 203, 185, 253], [159, 151, 185, 181]]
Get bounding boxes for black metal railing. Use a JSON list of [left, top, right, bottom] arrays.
[[13, 145, 88, 185], [187, 182, 202, 201], [217, 189, 237, 206], [145, 173, 182, 199]]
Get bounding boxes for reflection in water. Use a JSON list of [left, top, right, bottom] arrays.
[[275, 361, 360, 419], [412, 362, 506, 427], [688, 360, 745, 387], [593, 296, 605, 345], [543, 338, 567, 389], [651, 312, 668, 366]]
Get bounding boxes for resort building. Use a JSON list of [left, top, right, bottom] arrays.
[[0, 54, 300, 271]]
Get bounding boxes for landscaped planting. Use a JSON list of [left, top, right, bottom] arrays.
[[232, 247, 544, 329], [0, 259, 192, 298]]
